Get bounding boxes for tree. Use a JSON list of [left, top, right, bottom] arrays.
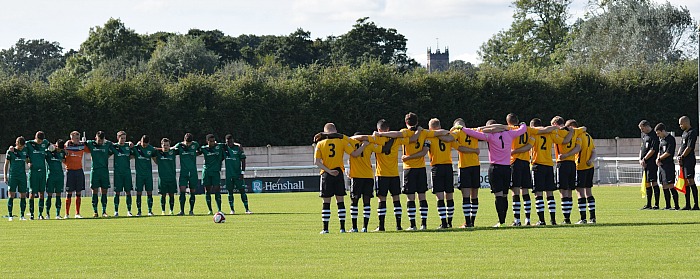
[[0, 38, 65, 79], [448, 60, 479, 76], [332, 17, 418, 71], [568, 0, 698, 70], [479, 0, 572, 68], [147, 35, 219, 78], [187, 29, 241, 65], [275, 28, 315, 68], [80, 18, 147, 67]]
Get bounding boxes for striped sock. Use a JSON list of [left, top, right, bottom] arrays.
[[337, 202, 346, 230], [578, 197, 587, 220], [350, 202, 359, 230], [535, 196, 545, 222], [393, 201, 402, 228], [547, 196, 556, 223], [512, 195, 521, 223], [561, 197, 572, 221], [587, 196, 596, 220], [322, 202, 331, 231], [522, 194, 532, 221], [407, 201, 416, 228], [377, 201, 387, 229], [446, 199, 454, 226], [470, 198, 479, 225], [437, 200, 447, 226], [419, 200, 429, 226], [363, 202, 371, 229]]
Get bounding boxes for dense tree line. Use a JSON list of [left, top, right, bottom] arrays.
[[0, 61, 696, 147]]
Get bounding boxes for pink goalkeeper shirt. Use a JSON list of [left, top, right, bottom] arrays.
[[462, 123, 527, 165]]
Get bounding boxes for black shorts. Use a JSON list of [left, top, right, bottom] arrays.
[[659, 164, 675, 185], [576, 168, 595, 188], [431, 164, 454, 194], [350, 178, 374, 199], [489, 164, 510, 194], [376, 176, 401, 197], [644, 162, 658, 182], [682, 156, 696, 179], [403, 168, 428, 194], [65, 170, 85, 192], [511, 159, 533, 189], [319, 168, 346, 198], [532, 164, 556, 192], [556, 161, 577, 190], [458, 166, 480, 189]]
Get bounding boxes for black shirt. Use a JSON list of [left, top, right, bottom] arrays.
[[680, 128, 698, 158], [640, 131, 659, 161], [659, 134, 676, 166]]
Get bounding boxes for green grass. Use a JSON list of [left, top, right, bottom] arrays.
[[2, 186, 700, 278]]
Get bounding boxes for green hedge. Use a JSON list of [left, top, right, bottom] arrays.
[[0, 61, 697, 147]]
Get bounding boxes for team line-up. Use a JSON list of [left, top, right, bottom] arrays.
[[3, 131, 250, 221], [312, 113, 698, 234]]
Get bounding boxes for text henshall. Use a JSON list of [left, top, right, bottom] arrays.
[[264, 180, 305, 191]]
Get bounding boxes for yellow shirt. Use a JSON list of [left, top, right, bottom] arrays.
[[554, 128, 582, 162], [510, 126, 540, 164], [400, 129, 436, 169], [530, 131, 566, 166], [314, 138, 353, 174], [368, 136, 409, 177], [426, 131, 458, 166], [346, 138, 379, 179], [576, 132, 595, 170], [452, 128, 480, 168]]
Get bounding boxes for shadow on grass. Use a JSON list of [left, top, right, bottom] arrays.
[[374, 221, 700, 234]]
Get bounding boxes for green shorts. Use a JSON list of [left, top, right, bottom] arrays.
[[29, 169, 47, 193], [158, 179, 178, 194], [8, 175, 28, 193], [135, 175, 154, 192], [202, 171, 221, 187], [90, 169, 110, 189], [179, 168, 199, 188], [114, 173, 133, 192], [46, 176, 64, 193], [225, 176, 246, 191]]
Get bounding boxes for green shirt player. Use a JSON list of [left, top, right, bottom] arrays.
[[109, 131, 134, 217], [223, 134, 250, 214], [45, 139, 67, 219], [134, 135, 158, 216], [199, 134, 225, 214], [172, 133, 200, 216], [156, 138, 178, 215], [25, 131, 51, 220], [85, 131, 114, 218], [4, 137, 29, 221]]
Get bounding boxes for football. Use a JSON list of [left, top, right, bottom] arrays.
[[213, 212, 226, 223], [48, 144, 56, 152]]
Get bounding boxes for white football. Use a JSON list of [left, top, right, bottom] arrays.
[[213, 212, 226, 223], [48, 145, 56, 152]]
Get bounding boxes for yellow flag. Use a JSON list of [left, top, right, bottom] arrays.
[[641, 171, 647, 198], [675, 168, 687, 194]]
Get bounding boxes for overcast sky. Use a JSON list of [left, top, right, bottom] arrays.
[[0, 0, 697, 65]]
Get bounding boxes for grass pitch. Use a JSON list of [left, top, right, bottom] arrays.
[[2, 186, 700, 278]]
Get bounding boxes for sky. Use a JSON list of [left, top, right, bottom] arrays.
[[0, 0, 698, 66]]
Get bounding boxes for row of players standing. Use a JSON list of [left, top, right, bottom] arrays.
[[313, 112, 597, 234], [3, 131, 250, 221], [639, 116, 699, 210]]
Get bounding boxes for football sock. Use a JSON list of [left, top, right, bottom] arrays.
[[522, 194, 532, 220], [547, 196, 556, 223], [7, 197, 13, 217], [446, 199, 454, 226], [578, 197, 587, 220], [147, 194, 153, 212], [462, 197, 471, 224], [189, 193, 196, 212], [215, 193, 222, 212], [407, 201, 417, 227], [29, 198, 35, 216], [161, 195, 166, 212], [393, 201, 402, 228], [101, 194, 107, 214], [437, 200, 447, 227], [228, 193, 235, 211], [169, 195, 175, 212], [561, 197, 572, 221], [322, 202, 331, 231], [54, 196, 61, 216], [114, 194, 120, 212], [377, 201, 387, 229], [180, 192, 187, 212], [75, 196, 82, 215], [419, 200, 429, 226], [20, 198, 26, 216], [363, 201, 371, 229], [663, 189, 672, 208], [65, 197, 71, 216], [337, 202, 346, 231], [205, 193, 212, 212], [350, 201, 359, 230], [512, 195, 521, 222], [685, 188, 691, 208], [535, 196, 545, 222], [652, 186, 660, 207], [241, 192, 249, 211], [470, 198, 479, 225], [38, 197, 44, 216], [136, 195, 142, 213], [588, 196, 596, 219], [92, 194, 98, 213], [126, 194, 132, 212], [691, 185, 699, 207], [671, 189, 680, 208], [645, 187, 653, 207]]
